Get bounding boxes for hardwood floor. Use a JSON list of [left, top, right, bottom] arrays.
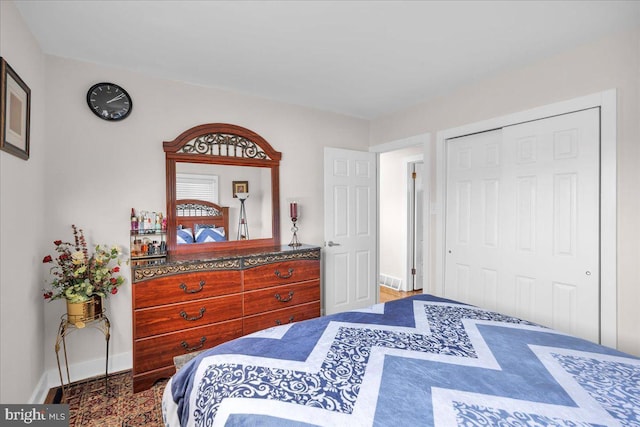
[[379, 286, 421, 303]]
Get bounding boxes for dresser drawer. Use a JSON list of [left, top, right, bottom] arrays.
[[134, 294, 243, 339], [133, 319, 243, 374], [134, 270, 241, 308], [243, 260, 320, 291], [243, 301, 321, 335], [244, 280, 320, 316]]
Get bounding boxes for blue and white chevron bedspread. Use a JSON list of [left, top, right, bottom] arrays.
[[162, 294, 640, 426]]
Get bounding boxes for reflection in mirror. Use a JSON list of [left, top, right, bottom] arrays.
[[164, 123, 282, 255], [176, 172, 219, 203], [176, 163, 272, 241]]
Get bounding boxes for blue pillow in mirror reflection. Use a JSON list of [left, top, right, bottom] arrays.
[[177, 228, 194, 244], [195, 227, 226, 243]]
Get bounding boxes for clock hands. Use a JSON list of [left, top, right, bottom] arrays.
[[106, 93, 126, 104], [87, 83, 132, 121]]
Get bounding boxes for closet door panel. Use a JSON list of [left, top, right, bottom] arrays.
[[444, 108, 600, 343]]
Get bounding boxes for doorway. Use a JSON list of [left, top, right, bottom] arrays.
[[408, 159, 424, 291], [378, 147, 424, 302]]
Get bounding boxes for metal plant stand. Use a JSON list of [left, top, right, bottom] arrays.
[[54, 312, 110, 401]]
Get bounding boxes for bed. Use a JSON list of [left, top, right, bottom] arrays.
[[162, 294, 640, 426], [176, 199, 229, 244]]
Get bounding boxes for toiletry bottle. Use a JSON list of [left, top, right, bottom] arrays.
[[131, 208, 138, 231], [133, 239, 141, 257]]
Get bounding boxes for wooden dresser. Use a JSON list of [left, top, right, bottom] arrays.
[[131, 245, 321, 392]]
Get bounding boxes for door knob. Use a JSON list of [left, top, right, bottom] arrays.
[[326, 241, 341, 247]]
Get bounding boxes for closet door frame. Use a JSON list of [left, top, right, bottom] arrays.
[[433, 89, 617, 348]]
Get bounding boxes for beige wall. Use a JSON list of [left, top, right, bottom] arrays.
[[0, 1, 48, 403], [370, 28, 640, 356]]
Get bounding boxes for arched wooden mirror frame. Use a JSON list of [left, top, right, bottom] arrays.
[[164, 123, 281, 255]]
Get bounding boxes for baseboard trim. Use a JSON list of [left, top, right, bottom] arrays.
[[30, 351, 132, 404]]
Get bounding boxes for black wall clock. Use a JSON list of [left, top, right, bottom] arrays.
[[86, 82, 132, 121]]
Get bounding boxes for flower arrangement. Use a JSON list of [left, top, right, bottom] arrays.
[[43, 225, 126, 303]]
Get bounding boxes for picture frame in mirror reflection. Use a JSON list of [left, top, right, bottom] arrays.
[[0, 57, 31, 160], [232, 181, 249, 198]]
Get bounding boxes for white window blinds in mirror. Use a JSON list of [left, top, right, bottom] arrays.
[[176, 173, 219, 204]]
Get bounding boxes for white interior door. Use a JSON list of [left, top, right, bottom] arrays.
[[324, 147, 377, 315], [445, 108, 600, 342]]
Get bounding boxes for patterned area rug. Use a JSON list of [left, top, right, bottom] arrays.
[[49, 370, 166, 427]]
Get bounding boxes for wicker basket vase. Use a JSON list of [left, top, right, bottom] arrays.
[[66, 296, 103, 327]]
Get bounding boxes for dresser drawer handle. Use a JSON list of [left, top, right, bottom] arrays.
[[180, 307, 206, 321], [275, 290, 294, 303], [179, 280, 205, 294], [275, 316, 295, 326], [181, 336, 206, 352], [274, 268, 294, 279]]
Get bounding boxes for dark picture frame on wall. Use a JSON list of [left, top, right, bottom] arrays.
[[0, 57, 31, 160], [232, 181, 249, 198]]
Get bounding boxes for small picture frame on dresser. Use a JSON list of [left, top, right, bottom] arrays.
[[0, 57, 31, 160]]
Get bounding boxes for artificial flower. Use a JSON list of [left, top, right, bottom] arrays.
[[42, 225, 127, 302]]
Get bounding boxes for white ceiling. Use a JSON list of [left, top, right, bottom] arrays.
[[13, 0, 640, 119]]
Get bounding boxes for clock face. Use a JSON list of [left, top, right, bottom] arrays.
[[86, 83, 132, 121]]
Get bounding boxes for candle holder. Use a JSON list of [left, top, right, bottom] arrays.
[[289, 217, 301, 247], [289, 201, 301, 247]]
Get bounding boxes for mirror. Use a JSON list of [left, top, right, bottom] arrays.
[[165, 123, 281, 255], [175, 163, 273, 240]]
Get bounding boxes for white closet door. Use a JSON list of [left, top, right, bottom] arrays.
[[445, 108, 600, 343], [445, 129, 503, 309]]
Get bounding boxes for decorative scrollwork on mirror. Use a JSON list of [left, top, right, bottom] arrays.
[[164, 123, 281, 255], [179, 133, 270, 159]]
